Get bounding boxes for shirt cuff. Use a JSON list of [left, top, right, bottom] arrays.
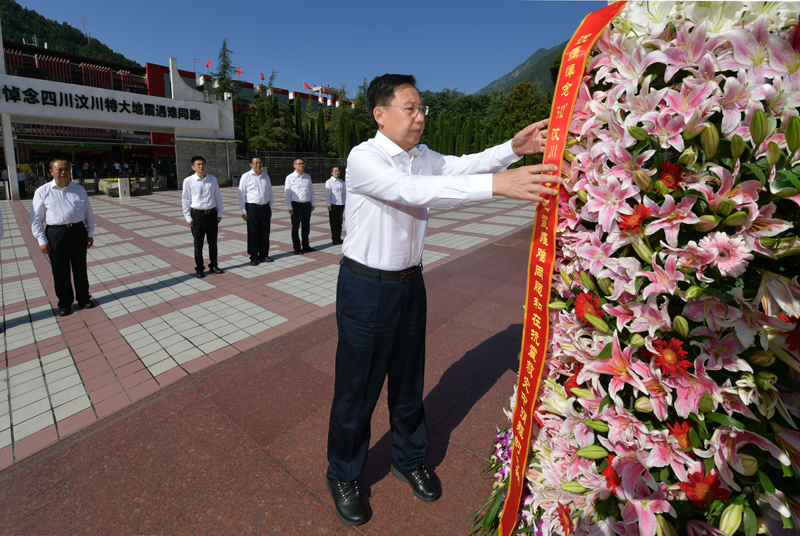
[[498, 139, 522, 166], [37, 237, 48, 246], [468, 175, 494, 202]]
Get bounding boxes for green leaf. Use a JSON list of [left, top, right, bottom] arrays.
[[596, 343, 613, 360], [705, 412, 746, 430], [704, 457, 715, 474], [777, 170, 800, 192], [743, 162, 767, 186], [742, 506, 758, 536], [758, 470, 776, 494], [598, 394, 612, 412], [688, 426, 702, 449], [783, 463, 795, 477], [659, 467, 670, 482]]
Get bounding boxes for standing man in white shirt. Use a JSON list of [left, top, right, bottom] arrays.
[[284, 157, 315, 254], [325, 74, 559, 526], [181, 156, 224, 278], [325, 166, 346, 245], [30, 159, 96, 316], [238, 156, 274, 265]]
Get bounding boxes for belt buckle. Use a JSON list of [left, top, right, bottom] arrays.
[[401, 270, 415, 284], [66, 223, 73, 228]]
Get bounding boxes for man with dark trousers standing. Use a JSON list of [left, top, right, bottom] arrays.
[[30, 159, 96, 316], [238, 156, 274, 265], [324, 74, 558, 526], [182, 156, 224, 278], [325, 166, 346, 245], [285, 157, 315, 254]]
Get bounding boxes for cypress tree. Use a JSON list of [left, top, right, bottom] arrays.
[[317, 105, 325, 152], [453, 116, 462, 155], [480, 126, 488, 152], [295, 98, 303, 144]]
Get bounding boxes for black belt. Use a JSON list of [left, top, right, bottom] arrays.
[[47, 222, 84, 229], [341, 257, 422, 284], [191, 207, 217, 214], [293, 201, 311, 205], [246, 202, 270, 207]]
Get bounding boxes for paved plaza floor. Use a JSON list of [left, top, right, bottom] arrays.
[[0, 184, 537, 469]]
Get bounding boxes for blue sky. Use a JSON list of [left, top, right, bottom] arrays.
[[14, 0, 604, 96]]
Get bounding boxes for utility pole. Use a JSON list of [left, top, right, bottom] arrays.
[[80, 14, 89, 41]]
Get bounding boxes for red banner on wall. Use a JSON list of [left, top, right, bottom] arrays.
[[497, 2, 627, 535]]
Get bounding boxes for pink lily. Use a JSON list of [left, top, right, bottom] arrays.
[[662, 21, 725, 82], [645, 429, 697, 482], [737, 202, 793, 257], [773, 424, 800, 475], [689, 327, 750, 372], [628, 296, 672, 337], [660, 81, 718, 125], [607, 45, 670, 93], [720, 288, 784, 349], [576, 231, 618, 276], [683, 294, 737, 332], [689, 165, 761, 212], [619, 75, 668, 125], [585, 334, 648, 401], [620, 482, 675, 536], [644, 196, 700, 247], [660, 240, 718, 282], [672, 360, 720, 418], [641, 254, 684, 298], [630, 360, 673, 421], [642, 110, 686, 151], [583, 176, 638, 232], [719, 15, 785, 78], [703, 426, 791, 490], [686, 520, 726, 536]]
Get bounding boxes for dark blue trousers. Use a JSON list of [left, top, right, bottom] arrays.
[[326, 263, 429, 482]]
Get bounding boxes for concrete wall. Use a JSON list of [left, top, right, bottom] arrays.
[[175, 139, 236, 187]]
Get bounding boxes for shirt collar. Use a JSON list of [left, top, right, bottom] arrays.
[[50, 179, 74, 190], [194, 173, 208, 181], [375, 130, 420, 158]]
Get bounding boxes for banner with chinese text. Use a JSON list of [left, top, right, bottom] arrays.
[[497, 2, 627, 535]]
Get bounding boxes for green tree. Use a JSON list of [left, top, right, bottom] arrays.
[[249, 71, 294, 152]]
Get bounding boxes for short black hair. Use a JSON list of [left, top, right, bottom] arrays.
[[293, 157, 305, 164], [250, 156, 263, 164], [331, 166, 340, 173], [366, 74, 417, 123], [49, 158, 70, 170], [191, 156, 206, 165]]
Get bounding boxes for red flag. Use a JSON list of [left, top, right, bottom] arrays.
[[303, 82, 311, 90], [236, 66, 243, 76], [322, 87, 327, 94], [260, 72, 265, 81], [205, 60, 212, 68]]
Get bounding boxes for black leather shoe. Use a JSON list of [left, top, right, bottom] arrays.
[[261, 256, 274, 263], [249, 259, 260, 266], [78, 301, 95, 310], [326, 479, 367, 526], [390, 460, 441, 502], [57, 307, 72, 317], [195, 271, 205, 278], [294, 250, 303, 255], [302, 246, 316, 253], [210, 267, 224, 274]]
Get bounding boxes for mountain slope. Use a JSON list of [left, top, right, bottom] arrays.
[[475, 40, 567, 95], [0, 0, 141, 68]]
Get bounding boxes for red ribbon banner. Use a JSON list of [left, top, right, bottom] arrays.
[[497, 2, 627, 535]]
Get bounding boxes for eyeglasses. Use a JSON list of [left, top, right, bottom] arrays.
[[382, 104, 428, 117]]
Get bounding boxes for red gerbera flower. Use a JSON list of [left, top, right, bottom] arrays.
[[601, 455, 621, 495], [556, 503, 574, 536], [651, 338, 692, 377], [658, 162, 683, 189], [564, 365, 583, 397], [619, 204, 651, 233], [668, 420, 693, 450], [679, 471, 730, 507], [779, 315, 800, 352], [574, 293, 601, 325]]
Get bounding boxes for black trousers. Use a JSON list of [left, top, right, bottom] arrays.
[[291, 201, 312, 252], [191, 209, 218, 272], [45, 223, 90, 309], [246, 203, 272, 261], [327, 263, 428, 482], [329, 204, 344, 242]]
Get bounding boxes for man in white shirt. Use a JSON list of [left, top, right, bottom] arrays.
[[325, 166, 346, 245], [30, 159, 96, 316], [238, 156, 274, 265], [284, 157, 315, 254], [181, 156, 224, 278], [325, 74, 559, 526], [17, 167, 27, 199]]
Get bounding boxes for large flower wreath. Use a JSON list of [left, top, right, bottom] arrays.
[[472, 2, 800, 535]]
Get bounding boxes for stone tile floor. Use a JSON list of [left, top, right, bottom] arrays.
[[0, 185, 536, 468], [0, 221, 536, 535]]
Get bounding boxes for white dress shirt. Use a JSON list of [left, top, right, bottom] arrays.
[[182, 173, 223, 222], [325, 177, 346, 206], [30, 180, 96, 246], [238, 170, 274, 213], [342, 131, 519, 271], [284, 172, 315, 209]]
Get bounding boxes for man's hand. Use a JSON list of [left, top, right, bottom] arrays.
[[327, 206, 332, 212], [288, 210, 294, 216], [217, 217, 222, 223], [40, 243, 50, 254], [242, 214, 248, 222], [87, 237, 94, 249], [188, 220, 194, 228], [512, 119, 549, 157], [310, 206, 315, 212], [493, 164, 561, 203]]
